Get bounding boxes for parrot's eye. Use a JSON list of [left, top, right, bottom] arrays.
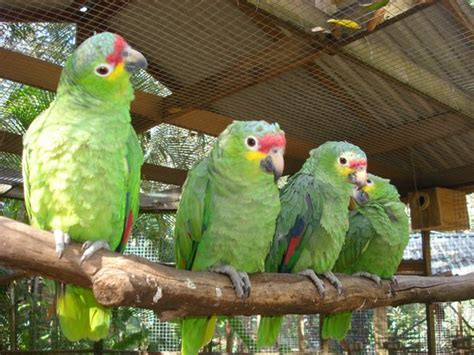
[[366, 179, 373, 185], [338, 156, 348, 166], [245, 136, 259, 150], [94, 63, 114, 77]]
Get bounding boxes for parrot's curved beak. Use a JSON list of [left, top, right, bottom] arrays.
[[352, 185, 369, 205], [123, 47, 148, 72], [260, 149, 284, 180], [348, 159, 367, 187]]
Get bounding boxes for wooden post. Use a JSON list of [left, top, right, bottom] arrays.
[[374, 307, 388, 355], [422, 230, 436, 355]]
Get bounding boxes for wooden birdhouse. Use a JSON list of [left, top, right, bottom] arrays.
[[408, 188, 469, 231]]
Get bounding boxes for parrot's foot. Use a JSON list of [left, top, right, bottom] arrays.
[[323, 271, 343, 295], [388, 276, 398, 294], [298, 269, 326, 298], [53, 230, 71, 259], [352, 272, 382, 287], [80, 240, 110, 264], [210, 265, 251, 299]]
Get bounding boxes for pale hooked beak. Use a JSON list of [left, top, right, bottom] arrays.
[[260, 148, 285, 180], [349, 166, 368, 188], [123, 47, 148, 72]]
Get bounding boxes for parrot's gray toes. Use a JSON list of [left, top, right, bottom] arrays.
[[299, 269, 326, 298], [388, 276, 398, 294], [239, 272, 252, 299], [353, 271, 382, 287], [210, 265, 248, 300], [80, 240, 110, 264], [324, 271, 344, 295], [53, 230, 70, 259]]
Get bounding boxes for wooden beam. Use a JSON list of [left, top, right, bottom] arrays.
[[397, 260, 426, 276], [1, 216, 473, 320]]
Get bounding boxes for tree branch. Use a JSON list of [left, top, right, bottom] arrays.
[[0, 217, 472, 321]]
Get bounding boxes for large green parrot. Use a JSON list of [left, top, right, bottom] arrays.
[[22, 32, 146, 341], [257, 141, 367, 348], [174, 120, 286, 355], [322, 173, 409, 341]]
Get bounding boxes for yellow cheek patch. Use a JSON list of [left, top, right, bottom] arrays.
[[362, 184, 375, 193], [107, 62, 125, 81], [337, 165, 353, 176], [245, 151, 266, 161]]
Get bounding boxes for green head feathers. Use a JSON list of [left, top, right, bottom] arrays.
[[213, 120, 286, 180], [58, 32, 147, 102], [360, 173, 400, 202], [302, 141, 367, 184]]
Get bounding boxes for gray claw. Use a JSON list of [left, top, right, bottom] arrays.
[[299, 269, 326, 298], [210, 265, 250, 300], [54, 230, 70, 259], [353, 271, 382, 287], [324, 271, 344, 295], [239, 272, 252, 299], [80, 240, 110, 264]]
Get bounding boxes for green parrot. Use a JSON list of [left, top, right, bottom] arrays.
[[174, 120, 286, 355], [22, 32, 146, 341], [257, 141, 367, 348], [322, 173, 409, 341]]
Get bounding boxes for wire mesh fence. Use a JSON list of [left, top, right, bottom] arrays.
[[0, 0, 473, 353]]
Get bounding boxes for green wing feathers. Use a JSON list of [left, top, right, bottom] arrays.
[[175, 159, 215, 354], [116, 128, 144, 252], [322, 311, 352, 341], [57, 285, 111, 342], [175, 159, 210, 270]]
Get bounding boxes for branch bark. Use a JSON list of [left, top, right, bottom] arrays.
[[0, 217, 472, 321]]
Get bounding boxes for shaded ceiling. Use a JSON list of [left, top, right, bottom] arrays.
[[0, 0, 473, 195]]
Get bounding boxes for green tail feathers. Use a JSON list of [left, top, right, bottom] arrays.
[[57, 285, 111, 342], [322, 311, 352, 341], [257, 315, 284, 348], [181, 316, 217, 355]]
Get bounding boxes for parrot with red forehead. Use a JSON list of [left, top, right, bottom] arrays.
[[174, 120, 286, 354], [22, 32, 146, 341], [257, 141, 367, 348]]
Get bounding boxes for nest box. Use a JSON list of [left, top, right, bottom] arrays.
[[408, 187, 469, 231]]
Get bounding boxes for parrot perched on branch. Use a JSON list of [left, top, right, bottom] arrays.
[[257, 141, 367, 348], [322, 173, 409, 341], [174, 120, 286, 355], [22, 32, 146, 341]]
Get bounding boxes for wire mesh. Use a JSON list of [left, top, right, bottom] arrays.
[[0, 0, 473, 353], [0, 0, 473, 191]]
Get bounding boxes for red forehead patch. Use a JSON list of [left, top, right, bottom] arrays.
[[259, 133, 286, 153], [350, 159, 367, 169], [106, 34, 127, 65]]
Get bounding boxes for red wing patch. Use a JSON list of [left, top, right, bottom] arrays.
[[117, 211, 133, 252], [283, 236, 302, 265]]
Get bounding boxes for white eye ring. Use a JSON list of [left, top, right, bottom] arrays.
[[244, 136, 259, 151], [94, 63, 114, 77], [366, 179, 374, 186], [338, 155, 349, 166]]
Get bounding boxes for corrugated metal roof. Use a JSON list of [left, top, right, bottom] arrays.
[[404, 232, 474, 275]]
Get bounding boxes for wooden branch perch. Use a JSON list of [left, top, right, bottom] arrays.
[[0, 217, 472, 321]]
